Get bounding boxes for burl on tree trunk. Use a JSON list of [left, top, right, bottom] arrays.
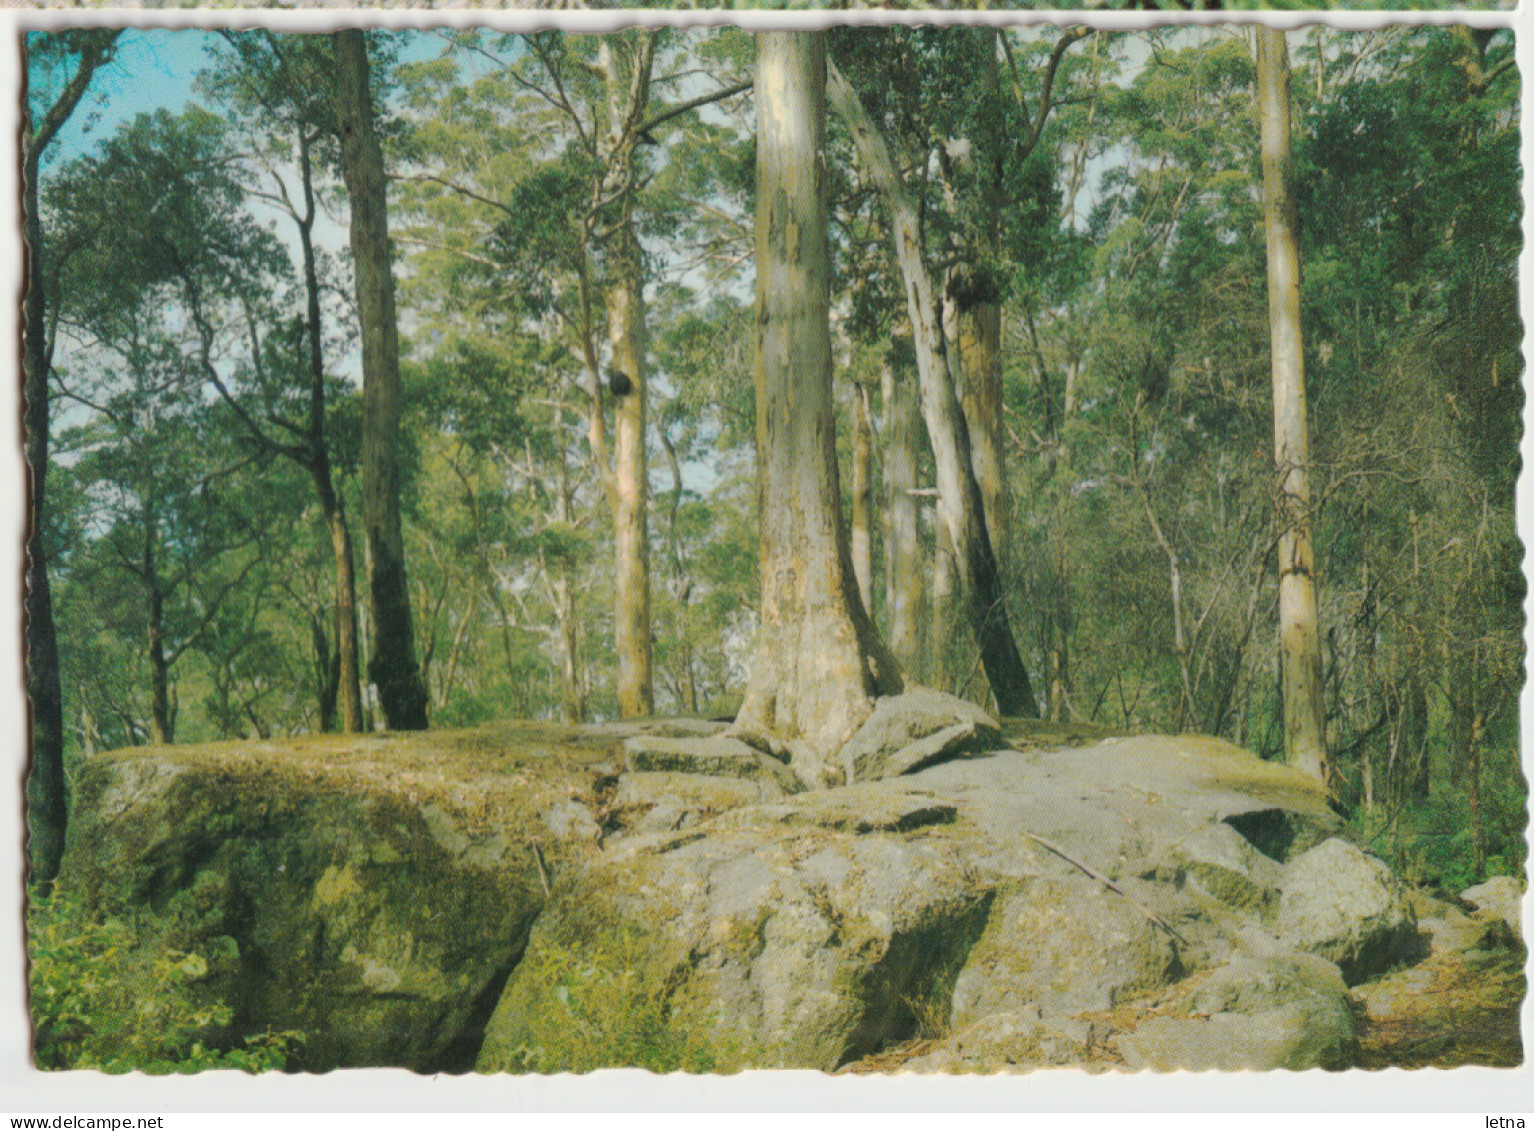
[[736, 31, 901, 759]]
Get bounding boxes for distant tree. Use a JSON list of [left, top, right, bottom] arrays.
[[828, 35, 1082, 717], [199, 31, 364, 734]]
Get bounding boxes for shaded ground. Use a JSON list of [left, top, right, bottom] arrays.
[[1353, 939, 1525, 1069]]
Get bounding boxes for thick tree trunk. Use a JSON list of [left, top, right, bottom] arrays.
[[828, 59, 1036, 718], [1258, 29, 1327, 784], [607, 223, 654, 718], [881, 338, 925, 676], [737, 32, 902, 758], [335, 29, 428, 730], [851, 384, 875, 612]]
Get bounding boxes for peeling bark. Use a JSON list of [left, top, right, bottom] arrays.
[[1258, 29, 1328, 784]]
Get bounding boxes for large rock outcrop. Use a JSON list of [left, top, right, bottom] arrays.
[[60, 721, 694, 1071], [51, 705, 1493, 1075]]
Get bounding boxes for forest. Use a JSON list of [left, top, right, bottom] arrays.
[[23, 22, 1523, 910]]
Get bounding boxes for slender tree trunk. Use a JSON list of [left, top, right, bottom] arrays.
[[22, 31, 118, 884], [737, 31, 902, 758], [335, 29, 428, 731], [320, 492, 365, 733], [145, 543, 173, 746], [828, 58, 1036, 717], [851, 384, 875, 612], [881, 337, 925, 676], [550, 453, 586, 725], [607, 222, 654, 718], [23, 145, 68, 881], [1258, 28, 1327, 784], [929, 531, 956, 692], [295, 130, 365, 736], [955, 35, 1008, 565], [309, 611, 339, 733]]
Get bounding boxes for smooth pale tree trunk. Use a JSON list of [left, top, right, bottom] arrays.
[[335, 29, 428, 731], [851, 385, 875, 612], [828, 58, 1037, 718], [928, 532, 957, 692], [1258, 29, 1328, 785], [571, 33, 655, 720], [880, 338, 925, 676], [606, 223, 654, 718], [23, 30, 118, 884], [737, 32, 902, 758]]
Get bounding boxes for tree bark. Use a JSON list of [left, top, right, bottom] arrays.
[[828, 58, 1036, 717], [335, 29, 428, 730], [606, 221, 654, 718], [881, 335, 925, 677], [957, 300, 1008, 567], [144, 527, 173, 745], [22, 30, 118, 884], [956, 29, 1009, 570], [737, 32, 902, 758], [851, 383, 875, 613], [319, 487, 365, 733], [577, 33, 656, 719], [1258, 29, 1328, 785], [296, 128, 365, 735], [23, 138, 68, 881], [929, 531, 957, 692]]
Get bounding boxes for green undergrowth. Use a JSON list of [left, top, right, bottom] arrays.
[[27, 884, 303, 1073], [1347, 784, 1528, 894], [494, 924, 760, 1074]]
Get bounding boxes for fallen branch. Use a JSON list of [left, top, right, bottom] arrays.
[[1023, 831, 1188, 946], [528, 838, 552, 897]]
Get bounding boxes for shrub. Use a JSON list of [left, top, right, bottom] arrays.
[[28, 884, 302, 1073]]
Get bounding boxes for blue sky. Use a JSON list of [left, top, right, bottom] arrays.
[[34, 29, 469, 169]]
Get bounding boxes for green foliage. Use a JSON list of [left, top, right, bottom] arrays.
[[497, 926, 754, 1074], [28, 885, 303, 1073], [1350, 778, 1528, 893]]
